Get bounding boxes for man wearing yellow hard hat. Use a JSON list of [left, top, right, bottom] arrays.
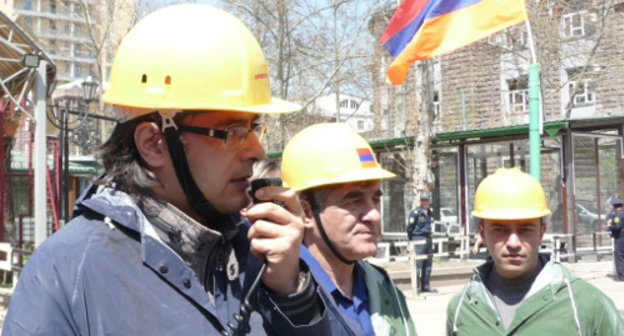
[[4, 5, 331, 335], [447, 168, 623, 335], [282, 123, 417, 335]]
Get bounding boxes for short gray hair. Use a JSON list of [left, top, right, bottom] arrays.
[[300, 184, 340, 210]]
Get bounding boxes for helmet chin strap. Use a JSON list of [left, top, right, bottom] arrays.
[[308, 195, 356, 265], [160, 112, 230, 225]]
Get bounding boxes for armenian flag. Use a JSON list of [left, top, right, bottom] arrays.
[[380, 0, 528, 85], [357, 148, 377, 168]]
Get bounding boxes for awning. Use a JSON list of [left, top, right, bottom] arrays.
[[9, 154, 100, 176], [266, 116, 624, 156], [434, 121, 569, 142], [0, 10, 56, 113]]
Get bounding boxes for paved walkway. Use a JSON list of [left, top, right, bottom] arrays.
[[400, 260, 623, 335]]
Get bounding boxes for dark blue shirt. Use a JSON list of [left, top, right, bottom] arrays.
[[407, 206, 433, 239], [301, 246, 373, 335], [608, 209, 624, 239]]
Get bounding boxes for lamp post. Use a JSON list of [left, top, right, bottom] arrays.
[[48, 76, 99, 225]]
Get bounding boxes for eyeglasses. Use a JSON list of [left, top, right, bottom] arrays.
[[177, 122, 266, 147]]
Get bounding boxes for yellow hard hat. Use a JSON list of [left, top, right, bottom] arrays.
[[102, 4, 300, 120], [472, 168, 551, 220], [281, 123, 396, 191]]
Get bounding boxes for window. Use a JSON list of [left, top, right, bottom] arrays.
[[357, 120, 364, 131], [567, 81, 594, 105], [562, 12, 585, 37], [73, 63, 82, 77], [340, 99, 359, 110], [74, 44, 81, 57], [502, 26, 528, 49], [507, 76, 529, 113], [50, 0, 56, 13], [74, 24, 81, 37], [23, 0, 33, 10], [49, 42, 57, 55], [23, 16, 32, 29], [433, 91, 440, 116], [567, 67, 596, 106], [62, 1, 70, 14], [63, 62, 70, 75], [64, 23, 70, 34], [50, 19, 57, 32]]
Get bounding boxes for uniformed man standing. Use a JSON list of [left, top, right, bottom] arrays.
[[407, 193, 437, 293], [607, 197, 624, 281]]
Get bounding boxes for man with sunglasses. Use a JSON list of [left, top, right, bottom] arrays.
[[3, 5, 329, 336]]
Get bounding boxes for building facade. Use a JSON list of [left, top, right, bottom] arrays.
[[310, 93, 375, 133], [371, 0, 624, 256], [2, 0, 134, 83]]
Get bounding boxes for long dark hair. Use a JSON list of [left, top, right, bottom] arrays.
[[94, 113, 162, 195]]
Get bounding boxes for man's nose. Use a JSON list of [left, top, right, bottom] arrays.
[[362, 200, 381, 223], [506, 232, 522, 249], [243, 131, 266, 161]]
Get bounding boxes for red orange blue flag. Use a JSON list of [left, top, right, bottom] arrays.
[[380, 0, 528, 85], [357, 148, 377, 168]]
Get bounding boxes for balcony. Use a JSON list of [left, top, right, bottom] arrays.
[[38, 29, 92, 44], [49, 53, 96, 64], [13, 8, 96, 24]]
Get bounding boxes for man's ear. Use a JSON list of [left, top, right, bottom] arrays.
[[300, 199, 315, 229], [540, 219, 547, 237], [134, 122, 168, 169], [477, 220, 486, 240]]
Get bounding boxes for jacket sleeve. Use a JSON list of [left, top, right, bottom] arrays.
[[2, 245, 80, 336], [609, 213, 624, 232], [592, 290, 624, 335], [256, 264, 331, 335], [445, 293, 460, 336]]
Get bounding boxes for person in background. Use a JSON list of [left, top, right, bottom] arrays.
[[447, 168, 623, 335], [3, 5, 330, 335], [407, 193, 437, 293], [606, 197, 624, 281], [282, 123, 417, 335], [252, 158, 281, 181], [471, 235, 484, 256]]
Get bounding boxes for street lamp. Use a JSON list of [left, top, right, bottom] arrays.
[[48, 76, 100, 225], [82, 76, 98, 103]]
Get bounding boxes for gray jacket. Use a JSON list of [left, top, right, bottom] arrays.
[[3, 185, 329, 335]]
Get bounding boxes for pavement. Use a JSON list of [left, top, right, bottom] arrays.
[[384, 259, 624, 336]]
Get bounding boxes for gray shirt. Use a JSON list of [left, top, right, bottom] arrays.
[[485, 260, 544, 328]]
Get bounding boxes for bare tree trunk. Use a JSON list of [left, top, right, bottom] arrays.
[[411, 60, 435, 207]]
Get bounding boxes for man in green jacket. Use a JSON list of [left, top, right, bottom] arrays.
[[281, 123, 417, 335], [447, 168, 623, 336]]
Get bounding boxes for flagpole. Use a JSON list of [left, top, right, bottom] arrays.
[[525, 17, 542, 181]]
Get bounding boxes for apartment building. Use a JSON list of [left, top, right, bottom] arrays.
[[310, 93, 375, 133], [1, 0, 134, 83], [370, 1, 624, 250]]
